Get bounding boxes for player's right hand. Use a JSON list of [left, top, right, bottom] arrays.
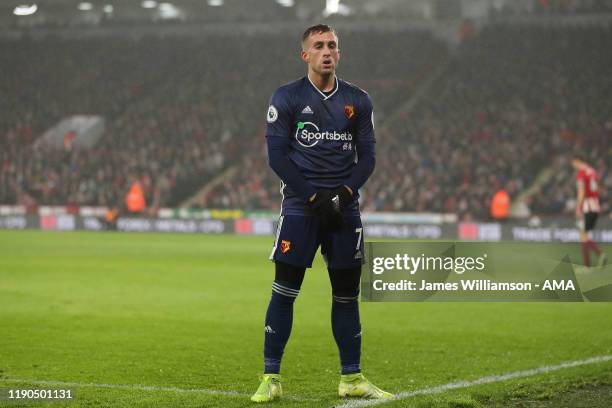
[[309, 190, 343, 230]]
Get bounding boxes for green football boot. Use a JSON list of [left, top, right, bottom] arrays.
[[338, 373, 394, 399], [251, 374, 282, 403]]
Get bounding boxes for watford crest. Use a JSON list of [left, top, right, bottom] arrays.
[[281, 240, 291, 253], [344, 105, 355, 119]]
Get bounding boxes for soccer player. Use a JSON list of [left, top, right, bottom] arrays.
[[251, 24, 393, 402], [572, 157, 606, 267]]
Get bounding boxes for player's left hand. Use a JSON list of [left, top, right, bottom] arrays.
[[331, 185, 353, 212], [309, 190, 344, 231]]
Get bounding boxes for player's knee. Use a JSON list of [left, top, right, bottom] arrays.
[[274, 261, 306, 290], [271, 280, 301, 303], [329, 267, 360, 302], [332, 292, 359, 305]]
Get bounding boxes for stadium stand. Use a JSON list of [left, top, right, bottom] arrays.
[[361, 24, 612, 220], [0, 30, 447, 211], [2, 34, 294, 209]]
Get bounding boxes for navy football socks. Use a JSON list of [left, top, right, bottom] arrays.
[[263, 280, 300, 374], [332, 292, 362, 374]]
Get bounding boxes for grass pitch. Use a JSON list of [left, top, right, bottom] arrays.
[[1, 230, 611, 407]]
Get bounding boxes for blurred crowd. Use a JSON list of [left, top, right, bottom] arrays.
[[0, 30, 445, 212], [360, 24, 612, 220], [1, 34, 292, 209], [1, 25, 610, 220]]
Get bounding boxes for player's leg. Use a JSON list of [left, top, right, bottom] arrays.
[[580, 213, 593, 267], [580, 231, 591, 267], [324, 217, 364, 375], [328, 266, 391, 399], [581, 213, 603, 267], [263, 261, 305, 375], [328, 266, 362, 375], [252, 262, 305, 403], [252, 215, 318, 403], [323, 217, 393, 399], [584, 213, 606, 267]]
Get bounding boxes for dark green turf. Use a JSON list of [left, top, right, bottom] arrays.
[[1, 231, 611, 407]]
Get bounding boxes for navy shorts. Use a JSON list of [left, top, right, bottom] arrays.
[[269, 215, 365, 270]]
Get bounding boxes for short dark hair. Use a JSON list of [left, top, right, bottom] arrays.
[[301, 24, 336, 43]]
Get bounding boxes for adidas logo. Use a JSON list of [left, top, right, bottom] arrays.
[[354, 250, 362, 260], [264, 325, 276, 334], [332, 195, 340, 211], [301, 105, 313, 114], [354, 331, 362, 338]]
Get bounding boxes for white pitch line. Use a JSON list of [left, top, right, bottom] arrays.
[[0, 377, 316, 402], [336, 354, 612, 408]]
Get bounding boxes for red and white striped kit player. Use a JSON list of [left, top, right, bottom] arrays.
[[576, 164, 600, 214], [572, 158, 606, 268]]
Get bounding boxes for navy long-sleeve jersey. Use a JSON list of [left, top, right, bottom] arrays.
[[266, 76, 376, 216]]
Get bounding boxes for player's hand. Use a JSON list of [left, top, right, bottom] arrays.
[[308, 189, 333, 215], [309, 190, 343, 230], [575, 207, 583, 218], [331, 185, 353, 212]]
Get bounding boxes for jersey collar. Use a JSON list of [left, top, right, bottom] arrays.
[[307, 74, 339, 100]]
